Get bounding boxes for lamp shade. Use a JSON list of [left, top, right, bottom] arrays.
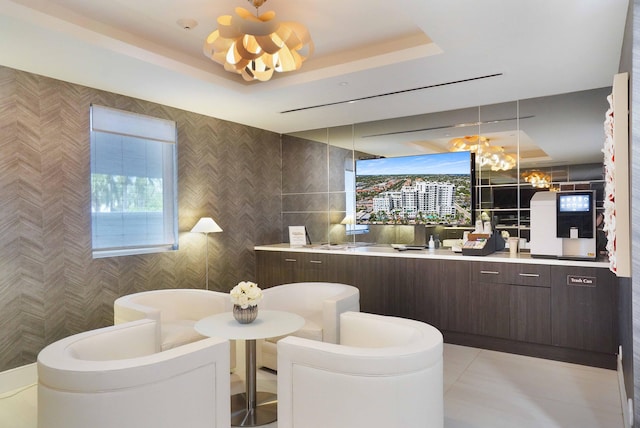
[[190, 217, 223, 233], [340, 215, 355, 225]]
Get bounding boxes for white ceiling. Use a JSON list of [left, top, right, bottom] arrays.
[[0, 0, 629, 163]]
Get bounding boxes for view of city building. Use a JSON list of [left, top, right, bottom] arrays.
[[355, 152, 473, 225]]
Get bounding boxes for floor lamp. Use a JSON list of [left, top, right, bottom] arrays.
[[191, 217, 223, 290]]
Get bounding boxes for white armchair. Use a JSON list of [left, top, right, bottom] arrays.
[[37, 319, 231, 428], [277, 311, 444, 428], [113, 288, 236, 369], [258, 282, 360, 371]]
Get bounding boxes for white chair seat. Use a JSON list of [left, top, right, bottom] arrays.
[[162, 320, 207, 350], [265, 318, 323, 343], [113, 288, 236, 369]]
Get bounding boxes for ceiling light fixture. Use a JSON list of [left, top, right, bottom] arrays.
[[203, 0, 314, 82], [448, 135, 517, 171]]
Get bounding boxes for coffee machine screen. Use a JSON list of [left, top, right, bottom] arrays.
[[556, 192, 594, 238], [558, 194, 591, 212]]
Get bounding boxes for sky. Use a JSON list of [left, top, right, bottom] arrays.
[[356, 151, 472, 176]]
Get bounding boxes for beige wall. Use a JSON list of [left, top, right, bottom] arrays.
[[0, 66, 283, 371]]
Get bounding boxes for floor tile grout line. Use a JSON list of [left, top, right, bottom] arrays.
[[444, 347, 483, 396], [451, 349, 623, 416]]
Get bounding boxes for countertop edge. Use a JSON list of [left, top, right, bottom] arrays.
[[254, 244, 611, 268]]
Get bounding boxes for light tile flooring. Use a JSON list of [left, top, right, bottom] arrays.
[[0, 344, 623, 428]]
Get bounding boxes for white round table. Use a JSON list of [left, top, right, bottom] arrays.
[[195, 310, 304, 427]]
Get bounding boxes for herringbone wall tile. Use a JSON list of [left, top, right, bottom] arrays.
[[0, 65, 282, 371]]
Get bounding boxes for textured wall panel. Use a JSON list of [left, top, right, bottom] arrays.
[[0, 66, 282, 371]]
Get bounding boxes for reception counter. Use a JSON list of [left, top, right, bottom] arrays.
[[254, 243, 618, 369]]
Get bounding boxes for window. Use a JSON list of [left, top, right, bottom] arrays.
[[90, 105, 178, 258]]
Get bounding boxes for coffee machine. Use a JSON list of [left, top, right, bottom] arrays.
[[530, 191, 596, 260]]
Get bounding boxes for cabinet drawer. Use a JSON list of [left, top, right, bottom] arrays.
[[471, 262, 550, 287]]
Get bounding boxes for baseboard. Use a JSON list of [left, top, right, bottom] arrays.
[[0, 363, 37, 395], [618, 355, 633, 428], [443, 331, 617, 369]]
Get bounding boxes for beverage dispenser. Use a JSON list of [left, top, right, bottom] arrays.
[[530, 191, 596, 260]]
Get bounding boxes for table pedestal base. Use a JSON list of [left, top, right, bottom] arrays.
[[231, 391, 278, 427]]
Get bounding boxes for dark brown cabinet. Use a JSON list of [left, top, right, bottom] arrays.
[[414, 259, 443, 328], [439, 260, 470, 333], [255, 248, 618, 367], [550, 265, 618, 353], [469, 281, 511, 339], [469, 261, 552, 344], [353, 256, 416, 317], [256, 250, 355, 288], [256, 251, 297, 287], [510, 285, 551, 344]]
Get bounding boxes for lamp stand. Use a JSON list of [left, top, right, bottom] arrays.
[[190, 217, 222, 290], [204, 232, 210, 290]]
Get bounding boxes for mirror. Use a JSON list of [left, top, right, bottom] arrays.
[[283, 87, 610, 246]]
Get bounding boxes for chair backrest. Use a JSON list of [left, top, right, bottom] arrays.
[[126, 289, 228, 322], [262, 282, 358, 311], [37, 319, 231, 428], [340, 311, 424, 347], [276, 312, 444, 428], [261, 282, 359, 345]]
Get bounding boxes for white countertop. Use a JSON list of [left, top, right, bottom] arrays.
[[254, 243, 611, 269]]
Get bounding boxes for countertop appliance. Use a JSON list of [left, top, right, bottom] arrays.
[[530, 191, 596, 260]]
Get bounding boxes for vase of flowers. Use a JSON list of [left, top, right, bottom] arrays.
[[230, 281, 263, 324]]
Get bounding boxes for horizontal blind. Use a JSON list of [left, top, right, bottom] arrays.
[[90, 105, 178, 258]]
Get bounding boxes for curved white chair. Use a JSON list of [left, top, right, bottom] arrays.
[[258, 282, 360, 371], [277, 311, 444, 428], [37, 319, 231, 428], [113, 288, 236, 369]]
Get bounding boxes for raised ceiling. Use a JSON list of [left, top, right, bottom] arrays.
[[0, 0, 628, 148]]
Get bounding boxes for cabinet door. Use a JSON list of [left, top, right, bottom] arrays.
[[414, 259, 442, 328], [353, 256, 415, 317], [510, 285, 551, 344], [469, 281, 511, 339], [295, 253, 328, 282], [470, 260, 551, 343], [256, 251, 298, 287], [551, 266, 618, 353], [322, 253, 356, 285], [440, 260, 471, 333]]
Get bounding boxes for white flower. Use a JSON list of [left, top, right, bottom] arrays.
[[602, 94, 617, 273], [230, 281, 263, 308]]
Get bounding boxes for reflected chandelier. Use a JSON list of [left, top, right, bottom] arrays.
[[203, 0, 314, 82], [448, 135, 517, 171], [522, 170, 552, 188]]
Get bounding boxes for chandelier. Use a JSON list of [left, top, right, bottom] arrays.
[[522, 170, 552, 188], [448, 135, 517, 171], [203, 0, 314, 82]]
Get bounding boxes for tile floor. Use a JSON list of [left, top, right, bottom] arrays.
[[0, 344, 624, 428]]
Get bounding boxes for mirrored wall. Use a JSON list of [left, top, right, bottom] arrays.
[[282, 87, 611, 247]]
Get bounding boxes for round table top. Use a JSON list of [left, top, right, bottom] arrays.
[[195, 310, 305, 340]]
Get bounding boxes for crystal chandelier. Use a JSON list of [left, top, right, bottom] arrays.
[[448, 135, 517, 171], [203, 0, 314, 82]]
